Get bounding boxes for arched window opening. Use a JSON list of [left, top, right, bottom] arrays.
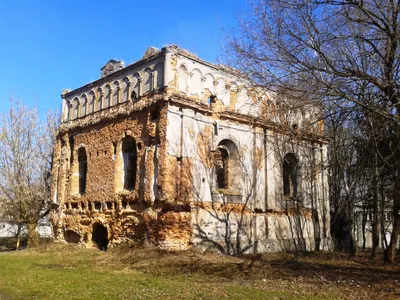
[[78, 148, 87, 194], [122, 136, 137, 191], [283, 153, 298, 197], [216, 146, 229, 189], [215, 140, 241, 191]]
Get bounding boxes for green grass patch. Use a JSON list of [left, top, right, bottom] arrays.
[[0, 245, 322, 300], [2, 244, 391, 299]]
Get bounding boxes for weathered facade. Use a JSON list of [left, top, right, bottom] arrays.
[[51, 45, 331, 253]]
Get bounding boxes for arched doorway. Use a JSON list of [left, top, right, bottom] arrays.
[[92, 223, 109, 251]]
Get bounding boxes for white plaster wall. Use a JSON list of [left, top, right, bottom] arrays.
[[192, 208, 316, 253], [165, 104, 329, 212], [0, 222, 52, 238]]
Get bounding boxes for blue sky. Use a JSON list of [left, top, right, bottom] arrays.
[[0, 0, 246, 115]]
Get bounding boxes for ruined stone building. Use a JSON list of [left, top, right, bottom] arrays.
[[51, 45, 331, 253]]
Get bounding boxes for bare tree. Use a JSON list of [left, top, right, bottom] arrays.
[[226, 0, 400, 263], [0, 100, 58, 248]]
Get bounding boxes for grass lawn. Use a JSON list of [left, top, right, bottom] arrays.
[[0, 244, 399, 299]]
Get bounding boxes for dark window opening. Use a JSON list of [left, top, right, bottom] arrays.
[[69, 136, 75, 163], [71, 202, 79, 210], [94, 201, 101, 211], [131, 90, 137, 100], [216, 147, 229, 189], [208, 95, 216, 105], [64, 230, 81, 244], [150, 110, 159, 121], [122, 200, 128, 209], [283, 153, 298, 197], [78, 148, 87, 194], [122, 136, 137, 191], [92, 223, 108, 251], [106, 202, 113, 210], [137, 142, 142, 150], [113, 143, 117, 155]]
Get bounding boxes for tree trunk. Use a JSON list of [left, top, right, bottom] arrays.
[[380, 184, 387, 249], [385, 176, 400, 264], [347, 198, 357, 257], [27, 223, 38, 248], [348, 224, 357, 257], [362, 212, 367, 251], [372, 156, 379, 258], [15, 223, 22, 250]]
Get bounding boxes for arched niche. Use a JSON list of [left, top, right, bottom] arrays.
[[88, 91, 95, 114], [154, 63, 164, 89], [96, 88, 103, 111], [215, 77, 228, 105], [80, 94, 87, 117], [121, 77, 131, 103], [112, 81, 120, 106], [203, 73, 215, 103], [132, 73, 141, 100], [143, 68, 153, 94], [190, 68, 202, 97], [204, 73, 215, 93], [178, 64, 188, 93], [104, 84, 111, 108], [72, 97, 79, 119], [65, 100, 72, 121]]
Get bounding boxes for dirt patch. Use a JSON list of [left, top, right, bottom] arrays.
[[0, 293, 9, 300]]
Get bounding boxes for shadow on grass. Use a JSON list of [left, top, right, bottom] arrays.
[[104, 246, 400, 286], [13, 243, 400, 298]]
